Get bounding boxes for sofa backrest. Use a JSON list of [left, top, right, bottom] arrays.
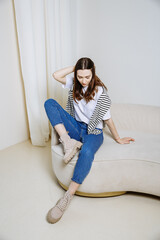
[[109, 103, 160, 134]]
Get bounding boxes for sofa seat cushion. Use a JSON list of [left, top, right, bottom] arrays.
[[52, 129, 160, 165]]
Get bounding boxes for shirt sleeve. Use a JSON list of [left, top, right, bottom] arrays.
[[62, 74, 74, 89], [102, 108, 111, 120]]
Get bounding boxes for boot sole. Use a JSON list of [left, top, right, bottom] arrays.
[[63, 141, 83, 164]]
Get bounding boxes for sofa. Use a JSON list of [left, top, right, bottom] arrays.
[[51, 103, 160, 197]]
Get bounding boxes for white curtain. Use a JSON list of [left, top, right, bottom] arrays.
[[13, 0, 77, 146]]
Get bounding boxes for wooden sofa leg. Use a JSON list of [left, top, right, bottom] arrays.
[[57, 179, 127, 198]]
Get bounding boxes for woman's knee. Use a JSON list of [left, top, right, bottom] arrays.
[[44, 98, 58, 109]]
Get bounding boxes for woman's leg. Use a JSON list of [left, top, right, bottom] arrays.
[[71, 132, 104, 185], [54, 123, 67, 137], [67, 132, 104, 196], [44, 98, 81, 141], [46, 133, 104, 224], [44, 98, 83, 164]]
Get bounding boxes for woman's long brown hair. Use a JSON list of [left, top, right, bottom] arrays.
[[73, 57, 108, 103]]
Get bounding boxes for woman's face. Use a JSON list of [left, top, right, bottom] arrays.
[[77, 69, 92, 87]]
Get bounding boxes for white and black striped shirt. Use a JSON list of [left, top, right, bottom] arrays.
[[63, 75, 112, 135]]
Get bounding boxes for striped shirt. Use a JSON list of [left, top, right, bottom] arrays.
[[63, 75, 112, 135]]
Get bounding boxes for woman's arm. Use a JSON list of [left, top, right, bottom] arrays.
[[52, 66, 75, 84], [104, 118, 135, 144]]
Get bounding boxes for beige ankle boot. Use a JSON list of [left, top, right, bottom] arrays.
[[47, 190, 73, 224], [59, 132, 83, 164]]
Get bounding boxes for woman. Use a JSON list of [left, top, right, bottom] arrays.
[[44, 57, 135, 224]]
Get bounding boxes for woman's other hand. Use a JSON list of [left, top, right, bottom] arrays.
[[116, 137, 135, 144]]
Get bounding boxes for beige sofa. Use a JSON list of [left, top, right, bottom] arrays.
[[51, 103, 160, 197]]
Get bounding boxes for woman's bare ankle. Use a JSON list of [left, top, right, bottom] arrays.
[[54, 123, 68, 137], [68, 181, 80, 196], [68, 189, 75, 196]]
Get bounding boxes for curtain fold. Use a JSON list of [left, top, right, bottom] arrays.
[[13, 0, 77, 146]]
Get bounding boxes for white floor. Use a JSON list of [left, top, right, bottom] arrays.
[[0, 139, 160, 240]]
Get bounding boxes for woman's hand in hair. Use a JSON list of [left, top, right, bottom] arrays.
[[52, 66, 75, 84]]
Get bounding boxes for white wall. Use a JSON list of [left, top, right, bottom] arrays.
[[0, 0, 29, 151], [76, 0, 160, 106], [1, 0, 159, 151]]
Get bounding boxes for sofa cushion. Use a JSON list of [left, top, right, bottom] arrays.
[[51, 129, 160, 165]]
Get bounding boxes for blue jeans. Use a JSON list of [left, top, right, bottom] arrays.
[[44, 98, 104, 184]]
